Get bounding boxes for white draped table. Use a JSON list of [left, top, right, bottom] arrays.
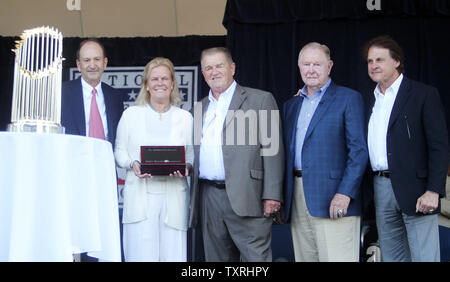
[[0, 132, 121, 262]]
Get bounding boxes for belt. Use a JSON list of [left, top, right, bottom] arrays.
[[200, 179, 226, 189], [294, 169, 302, 178], [374, 170, 390, 178]]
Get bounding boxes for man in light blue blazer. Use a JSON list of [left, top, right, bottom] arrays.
[[282, 42, 368, 261]]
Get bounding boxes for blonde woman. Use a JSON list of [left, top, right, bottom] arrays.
[[115, 57, 193, 261]]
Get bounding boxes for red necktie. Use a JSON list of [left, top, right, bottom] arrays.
[[89, 88, 106, 140]]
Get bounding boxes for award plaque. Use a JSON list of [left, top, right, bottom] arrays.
[[140, 146, 186, 175]]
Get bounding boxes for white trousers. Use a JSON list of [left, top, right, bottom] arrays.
[[123, 193, 187, 262], [290, 177, 360, 262]]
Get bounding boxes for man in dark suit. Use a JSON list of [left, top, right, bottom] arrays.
[[61, 38, 123, 148], [363, 35, 449, 261], [61, 39, 124, 261], [283, 42, 368, 261], [188, 47, 284, 262]]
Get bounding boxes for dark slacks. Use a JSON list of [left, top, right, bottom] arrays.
[[200, 182, 272, 262]]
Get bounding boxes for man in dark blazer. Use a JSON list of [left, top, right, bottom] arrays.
[[61, 39, 124, 261], [363, 35, 449, 262], [61, 38, 123, 148], [283, 42, 368, 261], [188, 47, 284, 262]]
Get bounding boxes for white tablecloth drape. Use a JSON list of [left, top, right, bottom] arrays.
[[0, 132, 121, 262]]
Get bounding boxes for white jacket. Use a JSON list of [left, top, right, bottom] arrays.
[[114, 104, 193, 230]]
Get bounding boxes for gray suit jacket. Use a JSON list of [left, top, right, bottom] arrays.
[[188, 83, 285, 228]]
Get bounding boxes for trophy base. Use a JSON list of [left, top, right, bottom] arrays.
[[7, 121, 65, 134]]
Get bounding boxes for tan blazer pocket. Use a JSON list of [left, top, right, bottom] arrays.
[[250, 169, 264, 180]]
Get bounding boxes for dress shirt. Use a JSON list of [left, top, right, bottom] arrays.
[[81, 77, 108, 139], [294, 79, 331, 169], [199, 80, 237, 180], [368, 73, 404, 171]]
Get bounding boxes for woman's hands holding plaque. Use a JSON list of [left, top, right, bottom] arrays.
[[131, 160, 152, 178], [169, 163, 192, 178], [132, 161, 192, 178]]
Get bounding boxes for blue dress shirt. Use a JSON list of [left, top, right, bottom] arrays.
[[294, 79, 331, 169]]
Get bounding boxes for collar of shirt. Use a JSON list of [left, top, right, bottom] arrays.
[[207, 80, 237, 106], [81, 77, 104, 102], [203, 80, 237, 127], [373, 73, 403, 100], [300, 78, 332, 100]]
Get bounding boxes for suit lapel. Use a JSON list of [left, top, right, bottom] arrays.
[[202, 96, 210, 114], [193, 97, 210, 150], [365, 94, 375, 139], [388, 77, 412, 130], [304, 82, 337, 142], [73, 78, 87, 136], [286, 96, 303, 153], [102, 83, 113, 142], [366, 91, 375, 124], [223, 84, 247, 130]]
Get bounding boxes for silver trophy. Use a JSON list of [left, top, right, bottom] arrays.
[[7, 26, 64, 133]]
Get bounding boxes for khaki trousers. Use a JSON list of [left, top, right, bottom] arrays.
[[290, 177, 360, 262]]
